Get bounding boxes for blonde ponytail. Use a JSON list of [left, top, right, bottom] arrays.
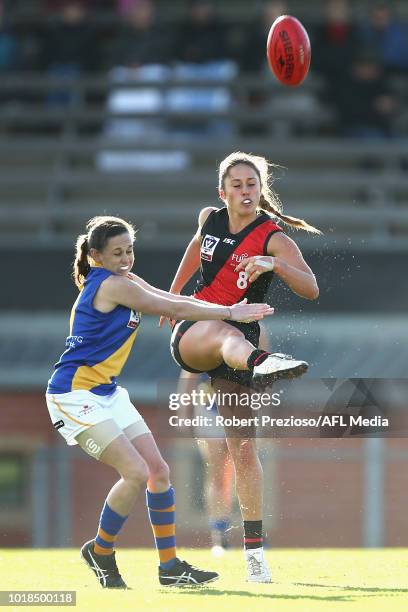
[[258, 195, 321, 235]]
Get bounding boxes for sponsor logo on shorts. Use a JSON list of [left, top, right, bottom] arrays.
[[78, 404, 97, 417], [201, 234, 220, 261], [53, 419, 65, 430], [127, 309, 141, 329], [85, 438, 101, 455]]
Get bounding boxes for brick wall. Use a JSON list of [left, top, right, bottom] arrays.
[[0, 392, 407, 548]]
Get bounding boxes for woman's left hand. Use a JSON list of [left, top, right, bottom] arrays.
[[235, 256, 275, 283]]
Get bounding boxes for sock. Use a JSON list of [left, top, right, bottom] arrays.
[[243, 519, 263, 550], [94, 501, 128, 555], [209, 517, 230, 547], [247, 350, 270, 370], [146, 486, 177, 569]]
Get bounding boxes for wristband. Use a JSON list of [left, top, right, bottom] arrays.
[[254, 256, 274, 271]]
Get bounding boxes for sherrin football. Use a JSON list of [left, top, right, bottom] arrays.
[[267, 15, 311, 87]]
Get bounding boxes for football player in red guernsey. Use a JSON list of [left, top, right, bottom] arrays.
[[161, 151, 320, 582]]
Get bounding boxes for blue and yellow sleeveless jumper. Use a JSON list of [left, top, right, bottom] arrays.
[[47, 267, 141, 396]]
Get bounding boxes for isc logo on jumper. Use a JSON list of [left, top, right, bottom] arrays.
[[127, 310, 141, 329], [201, 234, 220, 261]]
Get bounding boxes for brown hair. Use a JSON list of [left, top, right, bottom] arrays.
[[218, 151, 321, 234], [73, 216, 135, 288]]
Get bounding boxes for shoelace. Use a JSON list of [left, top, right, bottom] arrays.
[[105, 552, 122, 578], [180, 560, 204, 573], [248, 555, 263, 576]]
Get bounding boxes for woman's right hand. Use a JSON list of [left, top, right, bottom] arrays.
[[159, 315, 176, 328], [229, 299, 274, 323], [159, 288, 180, 328]]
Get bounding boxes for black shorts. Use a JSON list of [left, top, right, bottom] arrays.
[[170, 319, 260, 387]]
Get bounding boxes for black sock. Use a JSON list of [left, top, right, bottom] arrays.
[[243, 520, 263, 549], [247, 350, 270, 370]]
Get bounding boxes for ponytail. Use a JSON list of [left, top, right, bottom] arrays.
[[73, 234, 90, 289], [259, 195, 321, 235]]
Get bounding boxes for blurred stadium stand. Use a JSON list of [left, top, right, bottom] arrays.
[[0, 0, 407, 550], [0, 72, 407, 247]]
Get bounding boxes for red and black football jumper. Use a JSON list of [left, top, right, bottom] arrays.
[[170, 207, 283, 385], [195, 207, 282, 305]]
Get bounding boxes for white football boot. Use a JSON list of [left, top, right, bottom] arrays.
[[253, 353, 308, 387], [245, 547, 272, 583]]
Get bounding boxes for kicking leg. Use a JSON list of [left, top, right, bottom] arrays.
[[177, 320, 308, 385]]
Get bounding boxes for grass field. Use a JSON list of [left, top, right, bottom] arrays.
[[0, 548, 407, 611]]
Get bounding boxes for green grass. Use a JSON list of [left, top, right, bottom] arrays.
[[0, 549, 407, 611]]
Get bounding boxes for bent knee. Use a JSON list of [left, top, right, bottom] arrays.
[[225, 326, 244, 338], [149, 460, 170, 482], [220, 329, 247, 353], [123, 460, 149, 486]]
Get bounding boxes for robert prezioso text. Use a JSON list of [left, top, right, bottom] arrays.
[[169, 415, 389, 429]]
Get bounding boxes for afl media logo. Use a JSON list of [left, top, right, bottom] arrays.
[[86, 438, 101, 455], [201, 234, 220, 261]]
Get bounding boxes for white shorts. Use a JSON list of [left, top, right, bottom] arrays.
[[45, 386, 149, 447]]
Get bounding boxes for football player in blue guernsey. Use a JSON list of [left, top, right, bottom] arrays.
[[45, 215, 274, 589], [161, 151, 320, 583]]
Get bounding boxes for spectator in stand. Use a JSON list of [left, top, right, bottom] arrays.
[[0, 0, 18, 71], [175, 0, 229, 64], [237, 1, 323, 138], [43, 0, 110, 11], [358, 2, 408, 76], [237, 0, 287, 74], [312, 0, 358, 86], [165, 0, 236, 139], [40, 1, 100, 104], [335, 49, 398, 138], [99, 0, 189, 171], [109, 0, 173, 68], [116, 0, 143, 17], [40, 1, 99, 72], [311, 0, 359, 133]]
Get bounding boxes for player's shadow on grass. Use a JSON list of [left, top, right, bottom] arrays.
[[168, 588, 378, 602], [294, 582, 408, 594]]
